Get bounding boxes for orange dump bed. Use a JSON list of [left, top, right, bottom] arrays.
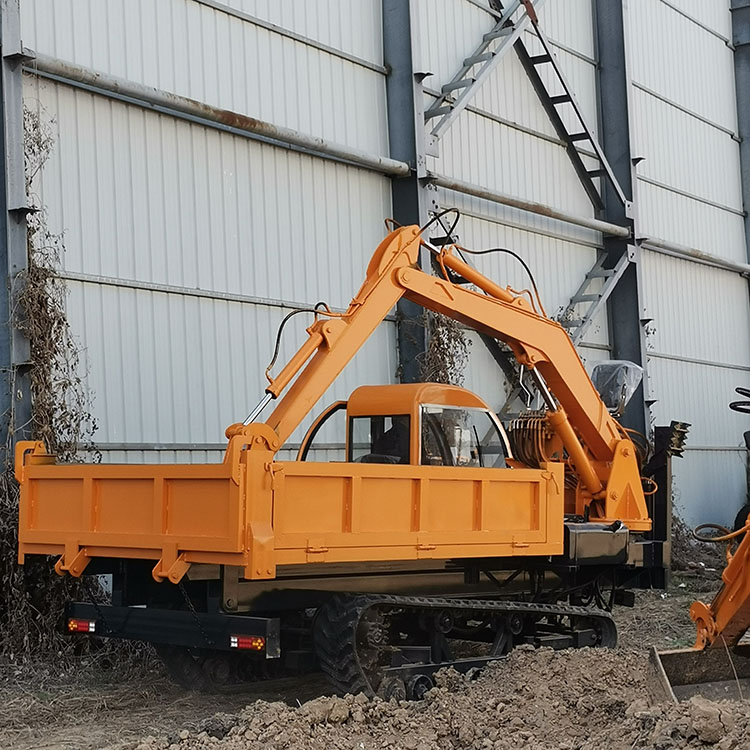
[[16, 433, 565, 583]]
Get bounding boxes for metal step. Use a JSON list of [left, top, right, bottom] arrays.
[[424, 0, 547, 145], [464, 52, 494, 66], [484, 27, 513, 41], [441, 78, 474, 94], [559, 249, 634, 344], [585, 268, 615, 279]]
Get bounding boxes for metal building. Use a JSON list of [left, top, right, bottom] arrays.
[[3, 0, 749, 527]]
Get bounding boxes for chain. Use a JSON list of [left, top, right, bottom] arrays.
[[80, 576, 125, 636], [178, 580, 215, 647]]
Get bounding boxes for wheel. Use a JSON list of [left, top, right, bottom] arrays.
[[405, 674, 433, 701], [202, 654, 235, 687], [155, 645, 208, 691], [156, 646, 251, 692], [594, 616, 618, 649], [378, 676, 406, 701]]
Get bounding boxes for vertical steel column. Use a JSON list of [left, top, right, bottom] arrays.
[[0, 0, 31, 460], [593, 0, 650, 435], [732, 0, 750, 261], [382, 0, 437, 383]]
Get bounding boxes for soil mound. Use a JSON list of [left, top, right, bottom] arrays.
[[133, 646, 750, 750]]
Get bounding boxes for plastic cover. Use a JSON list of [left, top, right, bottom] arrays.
[[590, 360, 643, 416]]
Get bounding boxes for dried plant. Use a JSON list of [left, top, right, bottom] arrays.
[[0, 106, 100, 659], [418, 311, 471, 386]]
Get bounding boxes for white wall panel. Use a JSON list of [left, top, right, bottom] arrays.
[[641, 252, 750, 366], [21, 0, 387, 154], [416, 0, 489, 91], [206, 0, 383, 63], [638, 181, 747, 265], [673, 451, 747, 529], [433, 110, 594, 218], [25, 76, 392, 309], [659, 0, 732, 39], [469, 46, 598, 142], [461, 331, 509, 413], [535, 0, 595, 58], [629, 1, 737, 131], [65, 280, 398, 454], [648, 357, 749, 527], [25, 74, 398, 463], [649, 358, 750, 447], [631, 88, 743, 213]]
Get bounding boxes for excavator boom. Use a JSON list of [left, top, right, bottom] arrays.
[[253, 225, 649, 529]]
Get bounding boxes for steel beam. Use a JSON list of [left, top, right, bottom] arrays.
[[27, 53, 410, 178], [0, 0, 31, 460], [640, 237, 750, 276], [382, 0, 436, 382], [430, 173, 630, 237], [593, 0, 650, 435], [732, 0, 750, 262]]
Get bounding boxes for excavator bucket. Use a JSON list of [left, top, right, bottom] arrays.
[[649, 645, 750, 702]]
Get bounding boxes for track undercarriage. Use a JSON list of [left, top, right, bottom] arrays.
[[313, 593, 617, 699], [68, 552, 648, 697], [139, 587, 618, 697]]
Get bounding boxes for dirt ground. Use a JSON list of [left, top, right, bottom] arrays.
[[2, 566, 742, 750]]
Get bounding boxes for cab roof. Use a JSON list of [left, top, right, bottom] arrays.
[[347, 383, 491, 417]]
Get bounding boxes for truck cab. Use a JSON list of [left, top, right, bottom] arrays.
[[298, 383, 511, 469]]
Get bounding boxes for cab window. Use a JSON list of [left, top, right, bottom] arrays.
[[421, 406, 507, 468], [299, 402, 347, 462], [349, 415, 411, 464]]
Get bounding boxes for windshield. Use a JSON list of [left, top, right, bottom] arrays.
[[421, 405, 507, 468]]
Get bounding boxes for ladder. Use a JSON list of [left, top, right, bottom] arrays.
[[558, 247, 635, 345], [424, 0, 548, 153], [512, 12, 630, 216]]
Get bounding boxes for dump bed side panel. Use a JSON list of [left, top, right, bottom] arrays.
[[271, 461, 565, 565], [18, 446, 564, 580], [18, 462, 248, 573]]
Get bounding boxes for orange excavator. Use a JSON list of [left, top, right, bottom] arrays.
[[653, 518, 750, 702], [16, 221, 663, 697]]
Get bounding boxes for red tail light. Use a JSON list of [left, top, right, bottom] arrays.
[[67, 618, 96, 633], [229, 634, 265, 651]]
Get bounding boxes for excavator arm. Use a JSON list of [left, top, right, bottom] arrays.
[[651, 525, 750, 703], [691, 528, 750, 649], [234, 225, 650, 531]]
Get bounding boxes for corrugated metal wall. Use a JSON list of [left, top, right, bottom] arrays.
[[21, 0, 395, 462], [18, 0, 750, 526], [629, 0, 750, 525]]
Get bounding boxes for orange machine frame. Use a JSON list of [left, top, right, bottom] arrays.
[[15, 225, 651, 584]]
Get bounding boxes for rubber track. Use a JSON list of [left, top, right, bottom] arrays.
[[313, 593, 617, 697]]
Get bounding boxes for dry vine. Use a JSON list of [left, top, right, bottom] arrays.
[[418, 311, 471, 386], [0, 106, 100, 659]]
